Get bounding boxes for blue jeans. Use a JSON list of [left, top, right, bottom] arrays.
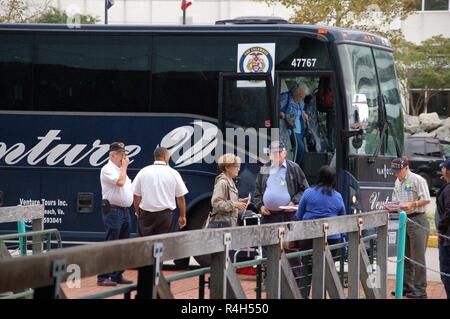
[[294, 132, 305, 164], [439, 242, 450, 299], [97, 207, 131, 283]]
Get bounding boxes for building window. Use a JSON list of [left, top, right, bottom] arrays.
[[424, 0, 449, 10]]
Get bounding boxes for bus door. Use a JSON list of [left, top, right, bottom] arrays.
[[217, 72, 275, 199], [276, 72, 339, 186], [337, 45, 405, 216]]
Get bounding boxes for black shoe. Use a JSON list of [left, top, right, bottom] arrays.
[[114, 277, 133, 285], [406, 291, 427, 299], [97, 279, 118, 287], [390, 290, 413, 297]]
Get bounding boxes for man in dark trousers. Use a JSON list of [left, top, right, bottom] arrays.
[[436, 158, 450, 298], [132, 147, 188, 236], [97, 142, 134, 286]]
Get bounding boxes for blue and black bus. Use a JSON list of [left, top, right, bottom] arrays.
[[0, 18, 404, 245]]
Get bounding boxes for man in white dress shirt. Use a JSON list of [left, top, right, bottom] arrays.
[[97, 142, 134, 286], [132, 147, 188, 237]]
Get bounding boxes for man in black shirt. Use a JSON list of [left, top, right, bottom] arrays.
[[436, 158, 450, 299]]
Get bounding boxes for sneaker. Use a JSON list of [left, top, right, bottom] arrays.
[[97, 279, 118, 287], [114, 277, 133, 285], [406, 291, 427, 299]]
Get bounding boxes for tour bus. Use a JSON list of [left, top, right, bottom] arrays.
[[0, 18, 404, 247]]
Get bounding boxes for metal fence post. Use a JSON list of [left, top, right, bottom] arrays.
[[395, 211, 407, 299], [17, 220, 26, 256]]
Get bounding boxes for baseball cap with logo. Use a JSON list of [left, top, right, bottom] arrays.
[[109, 142, 127, 153], [439, 158, 450, 170], [269, 141, 286, 152], [390, 157, 409, 173]]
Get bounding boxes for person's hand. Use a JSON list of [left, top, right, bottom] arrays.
[[400, 202, 414, 212], [284, 201, 297, 212], [239, 197, 249, 203], [303, 112, 309, 122], [280, 112, 286, 119], [178, 216, 187, 229], [235, 202, 248, 211], [351, 122, 363, 130], [121, 156, 130, 168], [260, 205, 271, 216], [135, 208, 141, 218]]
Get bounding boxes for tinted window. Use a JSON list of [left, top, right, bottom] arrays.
[[0, 34, 33, 110], [35, 35, 150, 112], [425, 0, 449, 10], [338, 44, 381, 156], [374, 49, 404, 156], [151, 36, 233, 118], [151, 35, 331, 118]]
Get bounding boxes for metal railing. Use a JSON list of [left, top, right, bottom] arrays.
[[0, 210, 388, 299]]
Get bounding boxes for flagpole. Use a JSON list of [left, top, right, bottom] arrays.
[[182, 0, 186, 25], [105, 0, 108, 24]]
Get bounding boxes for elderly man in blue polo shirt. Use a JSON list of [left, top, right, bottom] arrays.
[[253, 141, 309, 224]]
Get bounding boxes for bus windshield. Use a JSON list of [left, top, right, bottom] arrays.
[[338, 44, 404, 157]]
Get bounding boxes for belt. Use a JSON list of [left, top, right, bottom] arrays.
[[110, 204, 129, 210], [268, 210, 293, 214], [141, 208, 172, 214]]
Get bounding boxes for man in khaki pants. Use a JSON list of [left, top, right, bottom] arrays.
[[390, 157, 431, 299]]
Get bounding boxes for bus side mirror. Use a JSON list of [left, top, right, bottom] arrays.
[[351, 94, 369, 130]]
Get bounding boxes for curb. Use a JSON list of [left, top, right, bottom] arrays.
[[428, 235, 438, 248]]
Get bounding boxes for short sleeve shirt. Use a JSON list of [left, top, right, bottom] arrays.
[[132, 161, 189, 212], [100, 160, 133, 207], [392, 171, 431, 213]]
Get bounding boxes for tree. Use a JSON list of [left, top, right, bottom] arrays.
[[0, 0, 51, 23], [0, 1, 99, 24], [36, 7, 100, 24], [263, 0, 419, 33], [397, 36, 450, 115]]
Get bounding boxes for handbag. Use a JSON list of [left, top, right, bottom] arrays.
[[205, 183, 233, 229]]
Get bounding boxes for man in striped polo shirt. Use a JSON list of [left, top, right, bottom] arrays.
[[391, 156, 431, 299]]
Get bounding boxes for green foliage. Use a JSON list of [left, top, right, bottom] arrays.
[[397, 36, 450, 115], [36, 7, 100, 24], [0, 1, 99, 24], [264, 0, 418, 31]]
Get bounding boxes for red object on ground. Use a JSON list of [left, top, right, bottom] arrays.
[[181, 0, 192, 11], [236, 266, 257, 276]]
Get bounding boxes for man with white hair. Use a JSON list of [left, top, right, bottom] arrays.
[[280, 82, 310, 163], [97, 142, 134, 286]]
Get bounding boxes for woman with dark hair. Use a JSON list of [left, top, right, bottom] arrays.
[[295, 165, 346, 245], [294, 165, 346, 297]]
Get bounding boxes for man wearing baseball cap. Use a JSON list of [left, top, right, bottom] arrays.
[[436, 158, 450, 298], [97, 142, 134, 286], [390, 156, 431, 298]]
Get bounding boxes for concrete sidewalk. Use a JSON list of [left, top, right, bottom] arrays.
[[388, 247, 443, 282]]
